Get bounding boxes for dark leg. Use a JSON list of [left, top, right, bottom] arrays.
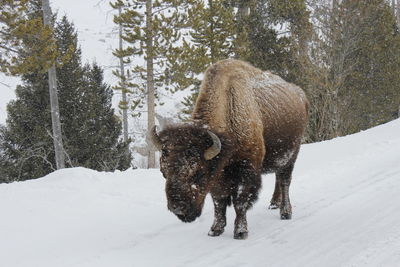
[[269, 178, 282, 209], [231, 160, 262, 240], [276, 163, 294, 220], [233, 204, 249, 240], [208, 194, 229, 237]]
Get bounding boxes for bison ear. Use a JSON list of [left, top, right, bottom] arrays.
[[149, 125, 162, 150], [204, 130, 221, 160]]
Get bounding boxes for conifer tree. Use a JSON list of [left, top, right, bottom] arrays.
[[166, 0, 237, 118], [0, 125, 14, 183], [69, 62, 132, 170], [397, 0, 400, 26], [233, 0, 289, 74], [0, 0, 57, 75], [305, 0, 400, 140], [337, 0, 400, 133], [1, 0, 65, 168], [55, 16, 131, 171], [234, 0, 312, 84], [0, 72, 54, 180], [0, 16, 131, 182], [111, 0, 192, 168], [169, 0, 312, 119]]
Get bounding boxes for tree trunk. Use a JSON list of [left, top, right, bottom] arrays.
[[146, 0, 156, 168], [392, 0, 396, 19], [41, 0, 65, 169], [332, 0, 338, 10], [397, 0, 400, 26], [398, 104, 400, 118], [118, 6, 129, 144], [237, 0, 250, 19]]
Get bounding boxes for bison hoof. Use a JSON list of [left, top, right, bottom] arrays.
[[208, 228, 224, 237], [234, 231, 248, 240], [280, 213, 292, 220], [268, 203, 280, 210]]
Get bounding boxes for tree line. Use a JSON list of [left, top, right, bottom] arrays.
[[111, 0, 400, 167], [1, 0, 400, 179], [0, 0, 131, 182]]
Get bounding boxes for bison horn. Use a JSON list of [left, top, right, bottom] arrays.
[[149, 125, 162, 150], [204, 130, 221, 160]]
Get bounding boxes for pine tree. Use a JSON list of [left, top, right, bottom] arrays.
[[164, 0, 312, 121], [0, 72, 54, 180], [55, 16, 131, 171], [166, 0, 237, 118], [69, 63, 132, 170], [111, 0, 192, 168], [338, 0, 400, 133], [0, 125, 14, 183], [234, 0, 289, 74], [305, 0, 400, 141], [0, 3, 57, 179], [397, 0, 400, 27], [301, 0, 346, 141], [236, 0, 312, 84], [0, 0, 57, 75], [0, 16, 131, 182], [1, 0, 65, 168]]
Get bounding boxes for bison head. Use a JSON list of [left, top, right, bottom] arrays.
[[150, 125, 221, 222]]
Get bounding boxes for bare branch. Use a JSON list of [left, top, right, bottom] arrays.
[[16, 147, 56, 180], [94, 0, 107, 8], [0, 44, 19, 54], [0, 81, 11, 87]]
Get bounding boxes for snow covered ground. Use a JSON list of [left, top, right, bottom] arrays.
[[1, 119, 400, 267]]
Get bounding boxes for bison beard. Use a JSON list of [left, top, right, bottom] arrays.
[[166, 176, 205, 223], [150, 59, 309, 239]]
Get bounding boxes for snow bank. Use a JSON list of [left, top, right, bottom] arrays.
[[1, 119, 400, 267]]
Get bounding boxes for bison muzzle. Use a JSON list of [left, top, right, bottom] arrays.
[[151, 59, 309, 239]]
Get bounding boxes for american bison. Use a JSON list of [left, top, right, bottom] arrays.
[[151, 59, 309, 239]]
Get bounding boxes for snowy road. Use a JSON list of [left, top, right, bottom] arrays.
[[1, 119, 400, 267]]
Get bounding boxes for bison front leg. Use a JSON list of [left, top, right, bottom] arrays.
[[277, 163, 294, 220], [232, 160, 262, 240], [208, 195, 229, 237]]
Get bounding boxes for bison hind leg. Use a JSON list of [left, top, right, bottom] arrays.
[[268, 177, 282, 210], [276, 163, 295, 220]]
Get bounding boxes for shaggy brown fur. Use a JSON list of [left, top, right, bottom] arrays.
[[152, 59, 309, 239]]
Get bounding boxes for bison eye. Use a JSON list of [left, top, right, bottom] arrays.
[[162, 149, 169, 157]]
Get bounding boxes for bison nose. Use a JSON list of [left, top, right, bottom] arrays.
[[170, 202, 187, 215]]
